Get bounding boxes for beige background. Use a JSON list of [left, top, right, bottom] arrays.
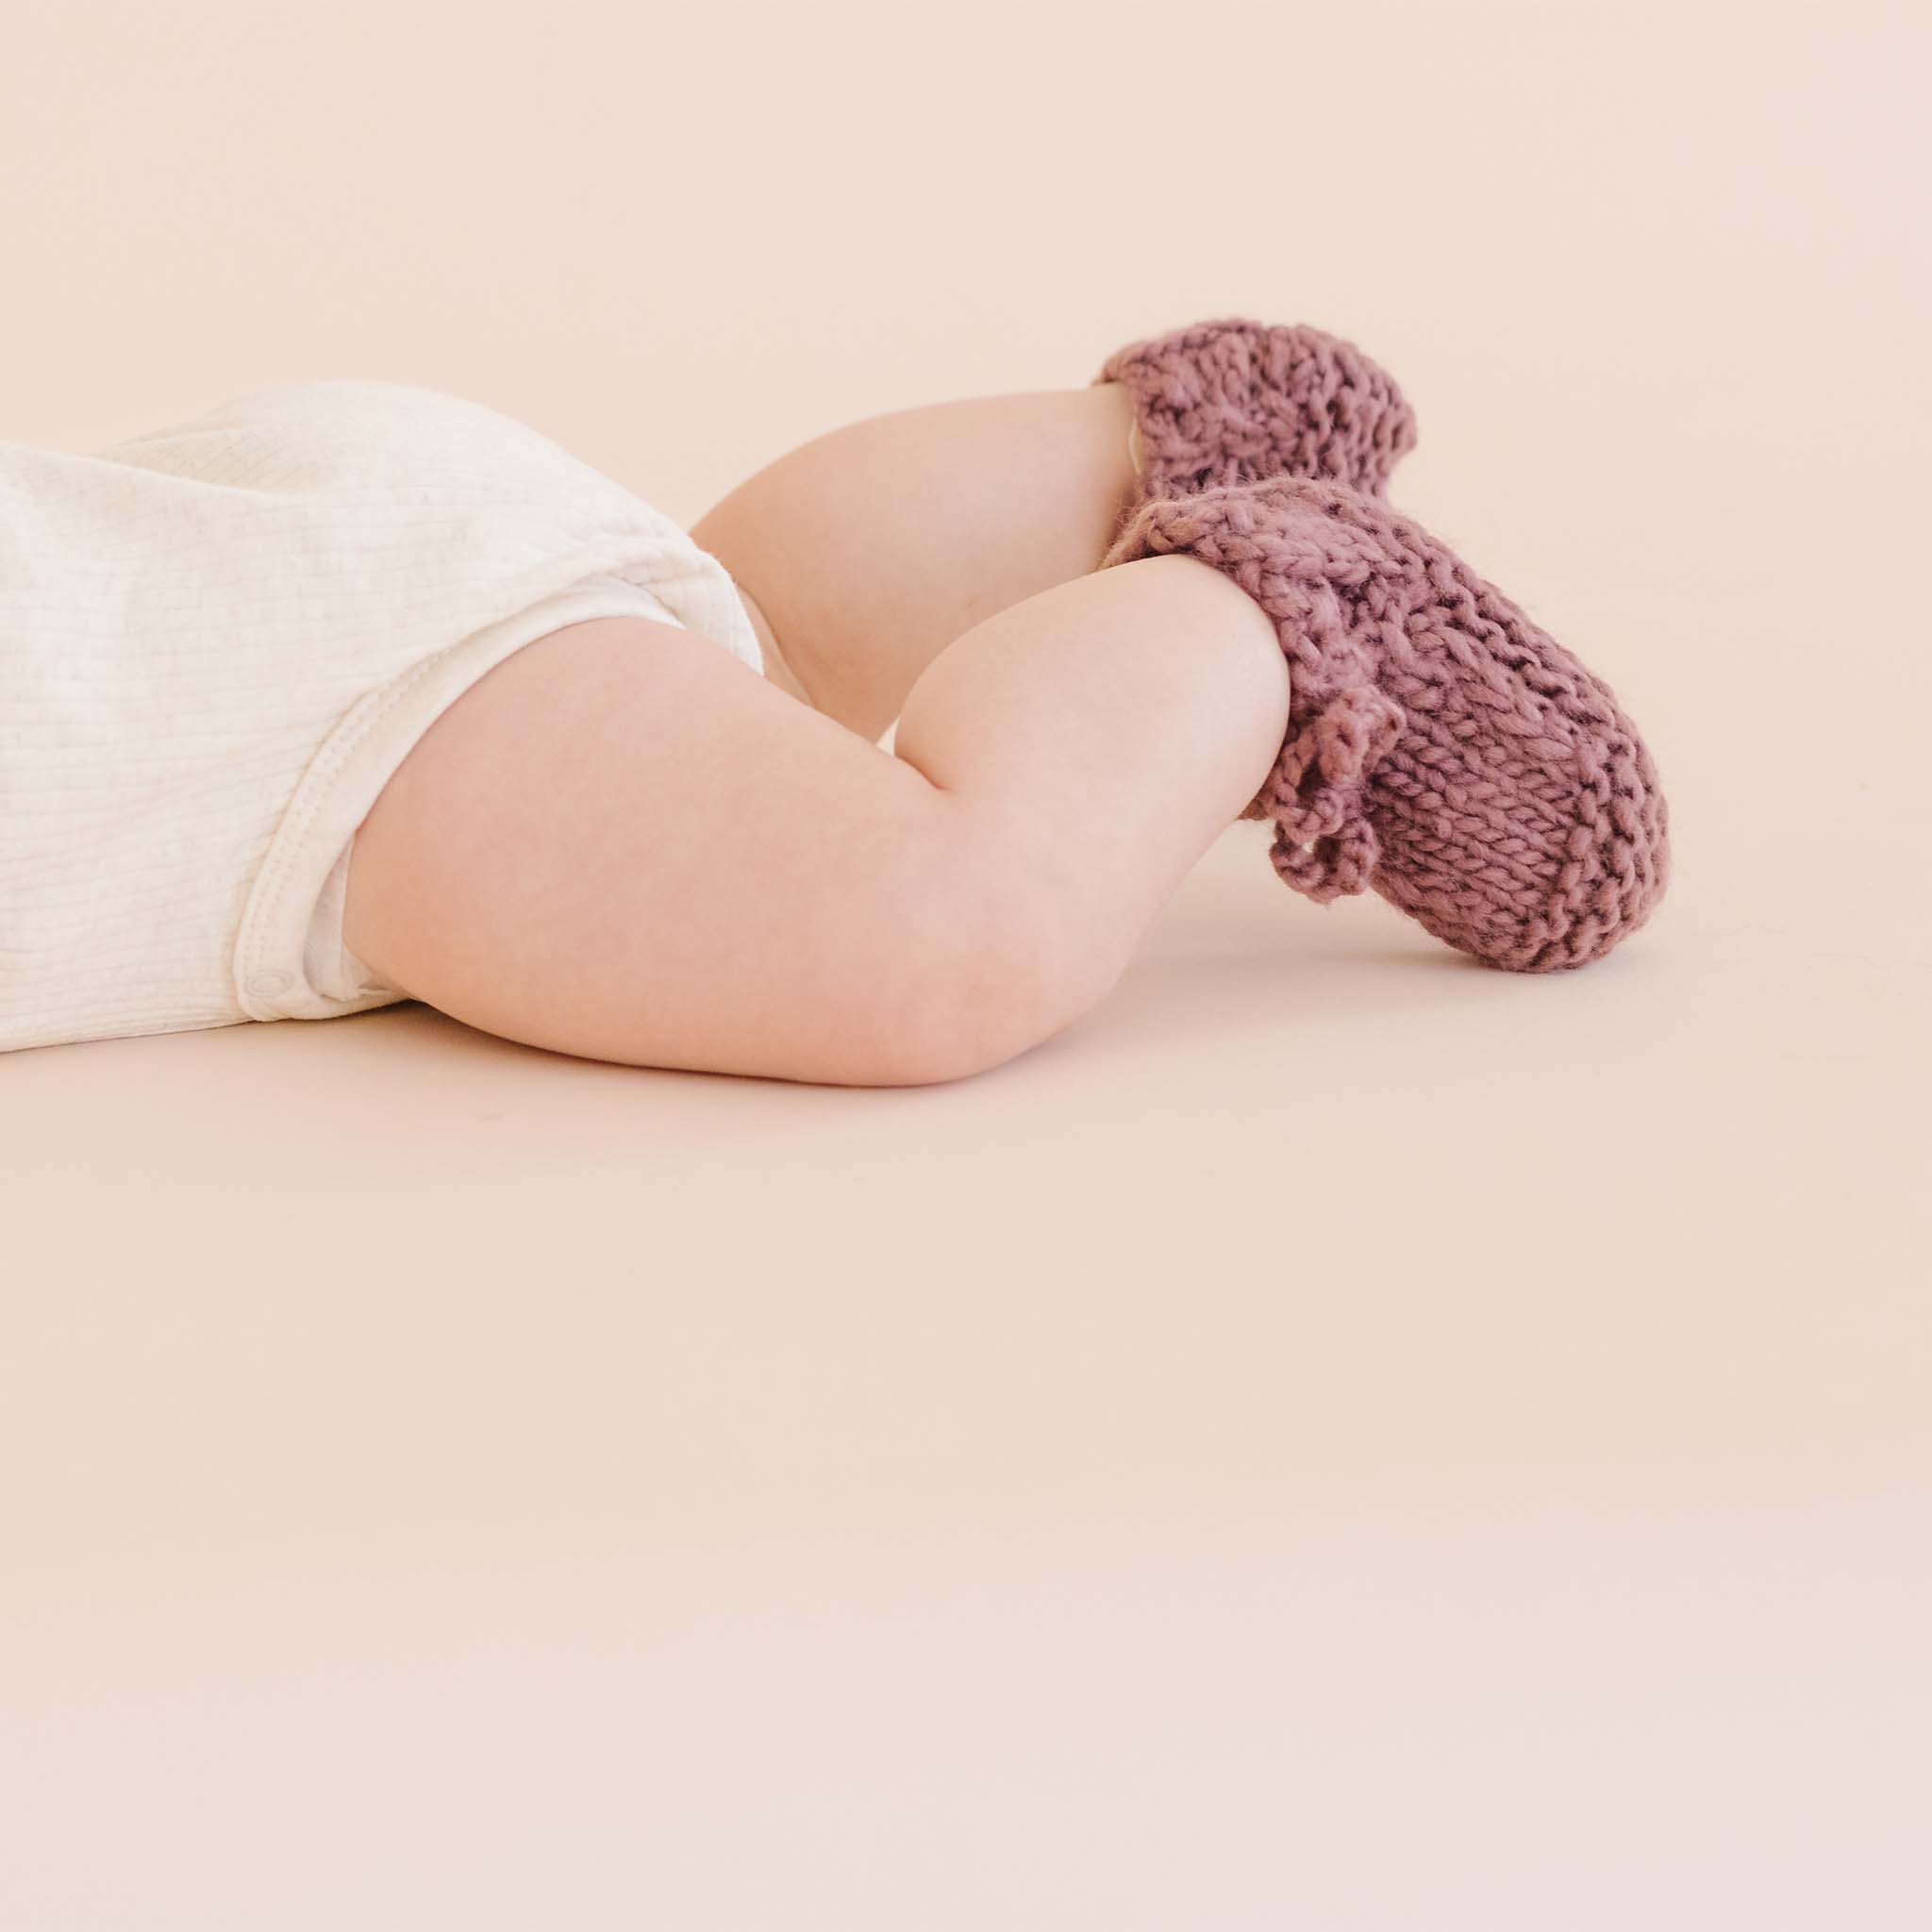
[[4, 2, 1928, 1926]]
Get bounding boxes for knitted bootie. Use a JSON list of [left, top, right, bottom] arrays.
[[1102, 478, 1668, 972], [1095, 318, 1418, 510]]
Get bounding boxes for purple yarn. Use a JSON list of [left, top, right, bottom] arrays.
[[1103, 477, 1670, 973], [1096, 318, 1419, 505]]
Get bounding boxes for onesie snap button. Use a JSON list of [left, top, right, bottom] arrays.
[[247, 969, 293, 998]]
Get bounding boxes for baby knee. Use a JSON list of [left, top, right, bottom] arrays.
[[862, 829, 1125, 1087]]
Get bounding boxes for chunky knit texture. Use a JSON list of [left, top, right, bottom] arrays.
[[1102, 478, 1669, 972], [1095, 318, 1418, 509]]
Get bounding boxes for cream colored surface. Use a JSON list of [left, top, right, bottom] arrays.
[[3, 2, 1927, 1926]]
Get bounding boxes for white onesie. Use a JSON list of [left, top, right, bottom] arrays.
[[0, 379, 765, 1053]]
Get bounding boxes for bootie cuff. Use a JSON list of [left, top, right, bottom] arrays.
[[1095, 318, 1419, 508]]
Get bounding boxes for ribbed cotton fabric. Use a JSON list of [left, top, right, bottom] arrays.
[[2, 379, 765, 1053]]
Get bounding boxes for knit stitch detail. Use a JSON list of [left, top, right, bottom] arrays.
[[1095, 318, 1418, 508], [1101, 478, 1670, 972]]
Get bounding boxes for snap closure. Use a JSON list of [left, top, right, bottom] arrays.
[[246, 969, 293, 998]]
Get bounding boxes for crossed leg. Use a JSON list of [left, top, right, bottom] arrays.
[[341, 549, 1287, 1087], [341, 379, 1290, 1085]]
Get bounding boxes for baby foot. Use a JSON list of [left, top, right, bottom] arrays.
[[1096, 318, 1419, 508], [1102, 476, 1669, 972]]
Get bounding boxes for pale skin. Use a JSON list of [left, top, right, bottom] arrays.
[[341, 383, 1291, 1087]]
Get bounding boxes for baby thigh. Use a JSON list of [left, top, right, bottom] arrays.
[[341, 616, 1094, 1086]]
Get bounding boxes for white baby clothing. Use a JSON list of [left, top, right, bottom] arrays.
[[1, 378, 766, 1053]]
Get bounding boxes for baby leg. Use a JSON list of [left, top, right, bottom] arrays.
[[341, 554, 1287, 1087], [691, 384, 1141, 741]]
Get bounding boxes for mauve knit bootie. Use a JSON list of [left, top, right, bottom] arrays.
[[1103, 478, 1669, 972], [1095, 318, 1418, 510]]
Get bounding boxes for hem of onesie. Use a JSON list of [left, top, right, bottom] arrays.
[[1, 1011, 255, 1057], [230, 579, 708, 1024]]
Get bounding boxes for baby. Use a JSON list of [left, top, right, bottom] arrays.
[[0, 321, 1667, 1081]]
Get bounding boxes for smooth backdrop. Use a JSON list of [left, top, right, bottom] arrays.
[[4, 4, 1928, 1927]]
